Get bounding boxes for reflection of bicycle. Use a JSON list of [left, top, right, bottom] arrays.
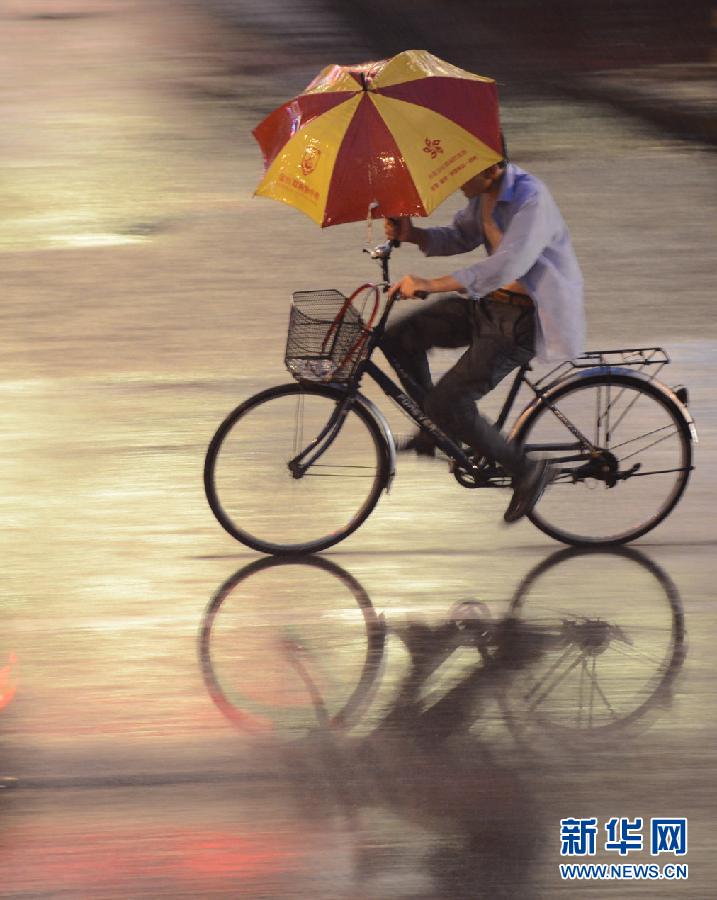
[[199, 548, 685, 742], [204, 242, 696, 554]]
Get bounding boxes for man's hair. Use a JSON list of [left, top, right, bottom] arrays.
[[499, 131, 509, 169]]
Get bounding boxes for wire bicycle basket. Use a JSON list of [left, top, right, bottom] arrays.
[[285, 285, 380, 383]]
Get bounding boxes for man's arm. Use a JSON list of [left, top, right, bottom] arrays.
[[389, 189, 557, 300], [385, 206, 483, 257], [388, 273, 465, 300]]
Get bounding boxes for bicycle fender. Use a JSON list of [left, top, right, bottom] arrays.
[[509, 366, 698, 445], [354, 390, 397, 489]]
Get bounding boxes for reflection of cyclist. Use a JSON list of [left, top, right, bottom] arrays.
[[382, 149, 585, 523]]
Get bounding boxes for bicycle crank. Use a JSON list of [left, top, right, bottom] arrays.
[[452, 457, 511, 489]]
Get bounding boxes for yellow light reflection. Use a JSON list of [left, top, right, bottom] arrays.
[[49, 233, 148, 248]]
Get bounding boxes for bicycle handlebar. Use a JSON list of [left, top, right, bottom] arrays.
[[365, 239, 429, 303], [365, 239, 395, 262]]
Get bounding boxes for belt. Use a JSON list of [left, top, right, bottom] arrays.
[[486, 289, 533, 308]]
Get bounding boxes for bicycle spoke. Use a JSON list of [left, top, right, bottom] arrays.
[[595, 382, 602, 446], [523, 643, 578, 700], [293, 392, 304, 455], [597, 382, 642, 445], [308, 464, 378, 469], [523, 647, 584, 712], [581, 655, 619, 722], [610, 423, 677, 452], [304, 471, 379, 478], [607, 640, 666, 669], [615, 427, 681, 463]]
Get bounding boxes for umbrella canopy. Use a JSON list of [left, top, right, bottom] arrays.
[[253, 49, 502, 227]]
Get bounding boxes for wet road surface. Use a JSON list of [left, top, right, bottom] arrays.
[[1, 1, 716, 896]]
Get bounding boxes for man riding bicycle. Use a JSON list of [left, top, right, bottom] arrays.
[[383, 147, 585, 523]]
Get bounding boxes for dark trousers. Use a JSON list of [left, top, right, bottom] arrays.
[[381, 293, 536, 477]]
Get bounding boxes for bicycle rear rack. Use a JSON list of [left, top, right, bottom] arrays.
[[535, 347, 670, 390]]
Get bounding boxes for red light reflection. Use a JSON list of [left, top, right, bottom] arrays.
[[0, 652, 17, 710]]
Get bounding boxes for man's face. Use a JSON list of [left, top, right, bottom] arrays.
[[460, 164, 502, 198]]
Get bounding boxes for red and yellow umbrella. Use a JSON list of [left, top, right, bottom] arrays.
[[253, 49, 502, 227]]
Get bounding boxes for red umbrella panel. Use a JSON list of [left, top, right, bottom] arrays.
[[253, 50, 502, 227]]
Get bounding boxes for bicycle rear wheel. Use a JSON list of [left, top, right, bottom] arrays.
[[515, 373, 692, 544], [204, 382, 390, 554]]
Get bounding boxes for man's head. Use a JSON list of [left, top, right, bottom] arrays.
[[460, 163, 503, 198], [459, 131, 508, 198]]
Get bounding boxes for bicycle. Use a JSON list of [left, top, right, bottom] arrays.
[[199, 548, 685, 742], [198, 549, 685, 899], [204, 241, 697, 554]]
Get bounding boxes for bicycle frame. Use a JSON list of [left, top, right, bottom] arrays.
[[365, 348, 599, 480]]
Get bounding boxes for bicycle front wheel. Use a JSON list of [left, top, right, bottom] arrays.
[[200, 556, 386, 736], [204, 382, 390, 554], [515, 373, 693, 544]]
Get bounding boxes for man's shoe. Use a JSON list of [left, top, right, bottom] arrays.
[[396, 431, 436, 457], [504, 459, 552, 524]]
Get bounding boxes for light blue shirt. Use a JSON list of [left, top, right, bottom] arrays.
[[421, 163, 585, 363]]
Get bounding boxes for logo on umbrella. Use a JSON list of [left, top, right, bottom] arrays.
[[300, 145, 321, 177], [423, 138, 444, 160]]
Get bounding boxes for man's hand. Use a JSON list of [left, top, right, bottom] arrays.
[[388, 275, 433, 300], [384, 216, 418, 244]]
